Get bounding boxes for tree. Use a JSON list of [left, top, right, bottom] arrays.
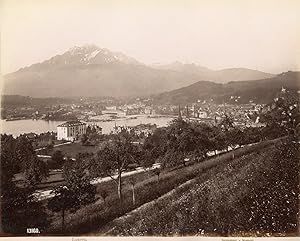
[[86, 125, 92, 135], [209, 126, 225, 154], [139, 131, 146, 140], [153, 168, 161, 183], [243, 127, 263, 144], [47, 186, 76, 233], [15, 135, 49, 187], [48, 157, 96, 232], [46, 143, 54, 152], [143, 127, 168, 162], [1, 134, 19, 183], [214, 131, 227, 152], [219, 114, 234, 132], [80, 134, 88, 145], [261, 90, 300, 139], [189, 122, 214, 161], [226, 127, 246, 149], [217, 114, 236, 151], [1, 134, 49, 234], [161, 118, 190, 167], [139, 148, 155, 169], [24, 156, 49, 187], [99, 190, 109, 203], [62, 158, 96, 206], [51, 150, 65, 169], [2, 184, 50, 234], [88, 132, 99, 145], [161, 119, 212, 167], [89, 127, 136, 202]]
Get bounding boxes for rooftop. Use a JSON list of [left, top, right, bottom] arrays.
[[58, 120, 86, 127]]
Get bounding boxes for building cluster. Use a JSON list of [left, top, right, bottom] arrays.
[[56, 102, 266, 141], [117, 103, 156, 116], [181, 102, 265, 128], [130, 123, 157, 137], [112, 123, 157, 137]]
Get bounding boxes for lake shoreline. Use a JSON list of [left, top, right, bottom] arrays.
[[0, 115, 175, 137]]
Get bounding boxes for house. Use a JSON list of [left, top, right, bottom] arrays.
[[132, 123, 157, 137], [23, 132, 38, 141], [144, 106, 153, 115], [193, 110, 208, 118], [57, 120, 87, 141], [124, 108, 141, 116]]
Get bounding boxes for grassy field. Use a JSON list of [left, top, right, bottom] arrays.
[[102, 138, 299, 236], [37, 170, 64, 190], [38, 142, 100, 158], [15, 170, 65, 190], [34, 139, 67, 149], [46, 139, 278, 234]]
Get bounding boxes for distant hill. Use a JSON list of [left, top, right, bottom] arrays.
[[0, 95, 78, 108], [153, 71, 300, 105], [152, 62, 274, 83], [3, 45, 276, 98]]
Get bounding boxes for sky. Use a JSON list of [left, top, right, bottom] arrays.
[[1, 0, 300, 74]]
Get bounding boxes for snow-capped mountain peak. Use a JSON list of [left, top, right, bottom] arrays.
[[15, 45, 141, 72], [65, 45, 140, 65]]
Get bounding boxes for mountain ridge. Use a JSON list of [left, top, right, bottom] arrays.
[[3, 45, 277, 98], [152, 71, 300, 105], [151, 62, 274, 83]]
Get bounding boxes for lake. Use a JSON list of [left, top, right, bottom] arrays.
[[0, 116, 175, 137]]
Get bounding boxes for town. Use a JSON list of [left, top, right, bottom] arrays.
[[2, 94, 265, 127]]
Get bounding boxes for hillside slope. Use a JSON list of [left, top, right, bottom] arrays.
[[103, 139, 299, 236], [3, 62, 203, 97], [153, 71, 300, 104]]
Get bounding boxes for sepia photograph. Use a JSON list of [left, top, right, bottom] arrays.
[[0, 0, 299, 239]]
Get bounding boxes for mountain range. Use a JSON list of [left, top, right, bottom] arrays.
[[3, 45, 275, 98], [151, 62, 274, 83]]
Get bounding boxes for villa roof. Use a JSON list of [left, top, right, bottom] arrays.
[[57, 120, 86, 127]]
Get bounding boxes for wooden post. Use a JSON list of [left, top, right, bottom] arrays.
[[132, 184, 135, 206]]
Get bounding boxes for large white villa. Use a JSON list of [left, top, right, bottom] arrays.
[[57, 120, 87, 141]]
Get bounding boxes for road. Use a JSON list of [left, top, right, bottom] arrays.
[[33, 144, 246, 201], [33, 147, 240, 201], [33, 163, 161, 201]]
